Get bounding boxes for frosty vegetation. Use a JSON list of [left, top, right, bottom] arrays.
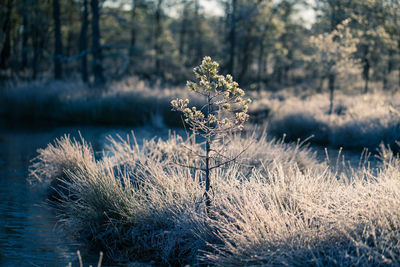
[[171, 57, 251, 209], [259, 90, 400, 150], [29, 127, 400, 266], [29, 57, 400, 266], [2, 77, 400, 151]]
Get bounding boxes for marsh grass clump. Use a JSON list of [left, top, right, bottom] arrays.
[[29, 134, 96, 201], [30, 128, 325, 264], [265, 91, 400, 149], [29, 60, 400, 266], [0, 77, 204, 127], [30, 125, 400, 266]]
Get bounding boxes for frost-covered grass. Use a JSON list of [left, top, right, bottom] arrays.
[[30, 129, 400, 266], [3, 78, 400, 151], [255, 91, 400, 150], [0, 78, 203, 127]]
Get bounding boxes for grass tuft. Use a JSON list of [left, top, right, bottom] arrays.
[[30, 128, 400, 266]]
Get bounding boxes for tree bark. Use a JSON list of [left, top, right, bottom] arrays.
[[0, 0, 13, 69], [53, 0, 63, 79], [129, 0, 137, 59], [363, 58, 370, 94], [328, 73, 335, 115], [21, 7, 29, 69], [194, 0, 203, 63], [32, 27, 39, 79], [228, 0, 237, 75], [398, 39, 400, 87], [154, 0, 163, 76], [91, 0, 105, 85], [383, 49, 393, 90], [361, 44, 370, 94], [257, 36, 265, 93], [179, 0, 188, 57], [80, 0, 89, 83], [239, 25, 254, 83], [205, 139, 211, 211]]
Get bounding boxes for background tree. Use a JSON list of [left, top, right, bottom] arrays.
[[307, 20, 359, 114], [0, 0, 399, 91], [0, 0, 14, 70], [53, 0, 63, 79], [80, 0, 89, 83], [91, 0, 105, 85]]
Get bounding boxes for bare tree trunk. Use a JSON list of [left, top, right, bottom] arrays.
[[0, 0, 13, 69], [179, 0, 188, 57], [363, 60, 370, 94], [398, 39, 400, 88], [257, 37, 265, 93], [32, 27, 39, 79], [228, 0, 237, 75], [205, 139, 211, 211], [362, 45, 370, 94], [328, 73, 335, 115], [239, 26, 254, 83], [80, 0, 89, 83], [317, 76, 325, 93], [129, 0, 137, 59], [91, 0, 105, 85], [53, 0, 63, 79], [194, 0, 203, 63], [21, 7, 29, 69], [383, 50, 393, 90], [205, 94, 212, 212], [154, 0, 163, 76]]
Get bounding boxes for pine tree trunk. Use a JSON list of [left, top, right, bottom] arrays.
[[328, 74, 335, 115], [53, 0, 63, 79], [205, 139, 211, 211], [179, 1, 187, 57], [154, 0, 163, 76], [80, 0, 89, 83], [194, 0, 203, 63], [91, 0, 105, 85], [129, 0, 137, 59], [398, 39, 400, 87], [32, 30, 39, 79], [228, 0, 237, 75], [0, 0, 13, 69], [383, 51, 393, 90], [363, 62, 370, 94], [257, 37, 265, 93], [362, 45, 370, 94], [21, 8, 29, 69]]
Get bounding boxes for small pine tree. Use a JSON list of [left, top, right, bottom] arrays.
[[171, 56, 251, 209]]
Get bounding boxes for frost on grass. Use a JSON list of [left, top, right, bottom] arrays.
[[0, 77, 203, 126], [29, 129, 400, 266], [261, 91, 400, 149]]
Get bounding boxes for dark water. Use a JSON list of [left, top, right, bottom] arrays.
[[0, 124, 178, 267]]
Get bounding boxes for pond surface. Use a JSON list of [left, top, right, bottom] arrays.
[[0, 123, 375, 266], [0, 124, 179, 267]]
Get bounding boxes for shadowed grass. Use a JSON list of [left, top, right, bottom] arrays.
[[3, 78, 400, 150], [258, 91, 400, 150], [0, 78, 203, 127]]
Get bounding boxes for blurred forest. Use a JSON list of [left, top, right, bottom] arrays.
[[0, 0, 399, 92]]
